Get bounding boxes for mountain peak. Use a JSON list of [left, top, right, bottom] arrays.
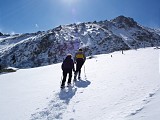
[[111, 15, 138, 28], [0, 32, 3, 36]]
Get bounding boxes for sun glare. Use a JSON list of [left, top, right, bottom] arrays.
[[62, 0, 79, 5]]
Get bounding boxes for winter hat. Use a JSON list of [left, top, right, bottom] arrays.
[[79, 48, 83, 51], [66, 54, 72, 59]]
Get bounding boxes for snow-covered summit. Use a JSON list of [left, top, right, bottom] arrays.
[[111, 15, 138, 29], [0, 16, 160, 68]]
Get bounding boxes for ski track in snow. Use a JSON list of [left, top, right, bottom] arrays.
[[30, 79, 91, 120]]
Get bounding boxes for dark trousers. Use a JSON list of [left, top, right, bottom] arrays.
[[61, 69, 72, 86], [75, 59, 84, 77]]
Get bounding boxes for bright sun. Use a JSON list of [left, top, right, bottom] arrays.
[[62, 0, 78, 4]]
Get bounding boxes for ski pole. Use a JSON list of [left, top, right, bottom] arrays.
[[84, 65, 87, 79], [60, 73, 63, 86]]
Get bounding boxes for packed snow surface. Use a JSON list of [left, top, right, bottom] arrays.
[[0, 47, 160, 120]]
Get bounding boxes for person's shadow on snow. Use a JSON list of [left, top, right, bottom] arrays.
[[59, 79, 91, 104], [74, 79, 91, 88], [59, 86, 77, 104]]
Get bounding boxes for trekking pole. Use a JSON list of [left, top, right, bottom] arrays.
[[60, 74, 63, 86], [84, 65, 87, 79]]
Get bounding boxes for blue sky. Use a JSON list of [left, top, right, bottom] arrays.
[[0, 0, 160, 34]]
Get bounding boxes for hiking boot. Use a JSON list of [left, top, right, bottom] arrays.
[[67, 83, 71, 87], [74, 73, 77, 80], [61, 85, 65, 89]]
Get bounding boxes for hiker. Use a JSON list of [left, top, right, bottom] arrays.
[[74, 48, 86, 79], [61, 54, 75, 88]]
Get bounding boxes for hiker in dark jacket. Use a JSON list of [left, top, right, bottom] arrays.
[[61, 54, 75, 88], [74, 48, 86, 79]]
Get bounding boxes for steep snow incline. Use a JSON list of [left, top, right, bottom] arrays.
[[0, 48, 160, 120]]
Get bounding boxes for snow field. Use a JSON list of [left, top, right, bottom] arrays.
[[0, 47, 160, 120]]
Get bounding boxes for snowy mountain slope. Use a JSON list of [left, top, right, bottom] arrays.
[[144, 27, 160, 36], [0, 47, 160, 120], [0, 16, 160, 68], [107, 16, 160, 49], [155, 28, 160, 35]]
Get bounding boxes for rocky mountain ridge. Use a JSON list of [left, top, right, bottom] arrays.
[[0, 15, 160, 68]]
